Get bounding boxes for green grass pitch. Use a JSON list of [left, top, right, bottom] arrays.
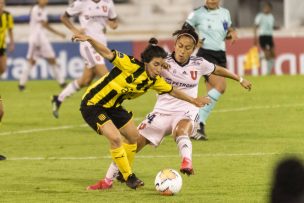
[[0, 75, 303, 203]]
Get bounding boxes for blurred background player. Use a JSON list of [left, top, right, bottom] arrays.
[[91, 28, 252, 190], [72, 33, 210, 190], [51, 0, 118, 118], [0, 0, 14, 76], [18, 0, 66, 91], [183, 0, 237, 140], [254, 2, 277, 75]]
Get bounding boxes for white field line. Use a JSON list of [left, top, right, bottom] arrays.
[[6, 152, 303, 161], [0, 103, 303, 136]]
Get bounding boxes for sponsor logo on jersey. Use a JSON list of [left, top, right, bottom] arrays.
[[102, 5, 108, 12], [190, 71, 197, 80]]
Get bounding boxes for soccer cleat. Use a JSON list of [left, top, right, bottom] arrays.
[[60, 82, 67, 89], [180, 157, 194, 176], [126, 173, 144, 190], [86, 179, 113, 190], [191, 122, 208, 141], [116, 171, 126, 183], [0, 155, 6, 161], [51, 95, 61, 119], [18, 85, 25, 92]]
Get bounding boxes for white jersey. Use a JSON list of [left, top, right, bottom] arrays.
[[29, 5, 48, 42], [66, 0, 117, 44], [153, 54, 215, 114]]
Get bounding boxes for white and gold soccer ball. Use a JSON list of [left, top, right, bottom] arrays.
[[154, 169, 182, 196]]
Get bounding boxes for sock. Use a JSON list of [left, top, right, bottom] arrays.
[[176, 135, 192, 160], [58, 80, 80, 102], [50, 64, 65, 85], [122, 143, 137, 167], [19, 63, 33, 86], [105, 162, 119, 181], [110, 146, 131, 181], [199, 88, 222, 124], [267, 59, 274, 74]]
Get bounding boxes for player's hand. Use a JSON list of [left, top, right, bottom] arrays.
[[192, 96, 211, 107], [240, 78, 252, 91], [8, 42, 14, 52], [229, 30, 238, 45], [72, 34, 90, 42]]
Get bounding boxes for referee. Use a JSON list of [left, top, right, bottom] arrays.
[[183, 0, 237, 140]]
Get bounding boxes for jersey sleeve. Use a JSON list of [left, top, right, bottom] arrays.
[[66, 0, 83, 16], [110, 50, 137, 72], [108, 0, 118, 20], [199, 58, 216, 76], [186, 10, 198, 28], [254, 14, 261, 26], [8, 13, 14, 29], [151, 76, 173, 95]]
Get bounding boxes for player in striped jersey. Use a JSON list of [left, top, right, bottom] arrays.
[[72, 34, 211, 190], [0, 0, 14, 76], [89, 28, 252, 190]]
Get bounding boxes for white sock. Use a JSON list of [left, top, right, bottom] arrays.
[[50, 64, 65, 85], [58, 80, 80, 102], [105, 162, 119, 181], [19, 63, 33, 86], [176, 135, 192, 160]]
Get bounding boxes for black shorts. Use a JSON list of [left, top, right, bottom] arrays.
[[80, 105, 133, 134], [0, 48, 6, 56], [197, 48, 227, 68], [259, 35, 274, 50]]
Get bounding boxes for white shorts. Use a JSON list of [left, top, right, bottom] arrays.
[[26, 38, 55, 60], [138, 111, 199, 146], [79, 41, 105, 68]]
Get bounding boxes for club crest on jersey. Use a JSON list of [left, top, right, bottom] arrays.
[[190, 71, 197, 80], [102, 5, 108, 12]]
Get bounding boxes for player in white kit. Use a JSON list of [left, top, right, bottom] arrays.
[[85, 28, 252, 190], [19, 0, 66, 91], [51, 0, 118, 118]]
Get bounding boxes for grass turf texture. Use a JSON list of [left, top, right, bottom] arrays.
[[0, 75, 303, 203]]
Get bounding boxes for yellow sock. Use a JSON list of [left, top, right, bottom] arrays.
[[123, 143, 137, 167], [110, 146, 131, 181]]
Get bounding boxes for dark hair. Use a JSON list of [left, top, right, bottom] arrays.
[[264, 1, 272, 9], [140, 38, 168, 63], [173, 28, 199, 45], [270, 157, 304, 203]]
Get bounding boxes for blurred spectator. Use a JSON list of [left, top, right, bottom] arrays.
[[270, 157, 304, 203]]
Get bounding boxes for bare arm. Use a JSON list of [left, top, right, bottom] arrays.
[[107, 18, 118, 30], [7, 28, 14, 52], [61, 12, 83, 35], [72, 34, 114, 60], [42, 21, 65, 38], [169, 87, 210, 107], [213, 66, 252, 90]]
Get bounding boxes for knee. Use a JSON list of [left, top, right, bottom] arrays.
[[78, 78, 92, 87], [109, 136, 122, 149]]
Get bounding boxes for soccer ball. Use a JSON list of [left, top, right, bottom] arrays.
[[154, 169, 182, 196]]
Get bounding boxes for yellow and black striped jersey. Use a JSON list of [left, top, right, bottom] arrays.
[[0, 11, 14, 49], [81, 50, 173, 108]]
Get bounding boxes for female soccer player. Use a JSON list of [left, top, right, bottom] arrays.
[[0, 0, 14, 76], [51, 0, 118, 118], [19, 0, 66, 91], [72, 34, 211, 190], [183, 0, 238, 140], [254, 2, 276, 75], [86, 28, 252, 190]]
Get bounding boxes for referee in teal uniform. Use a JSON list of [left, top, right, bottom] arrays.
[[183, 0, 238, 140]]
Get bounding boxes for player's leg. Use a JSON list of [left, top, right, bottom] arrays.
[[46, 57, 66, 88], [19, 58, 36, 91], [195, 75, 226, 140], [173, 119, 194, 175], [0, 50, 7, 75], [51, 66, 94, 118], [94, 63, 109, 78]]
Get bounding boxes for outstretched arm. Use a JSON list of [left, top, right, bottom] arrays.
[[213, 66, 252, 91], [61, 12, 83, 35], [169, 87, 211, 108], [42, 21, 66, 38], [72, 34, 114, 60]]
